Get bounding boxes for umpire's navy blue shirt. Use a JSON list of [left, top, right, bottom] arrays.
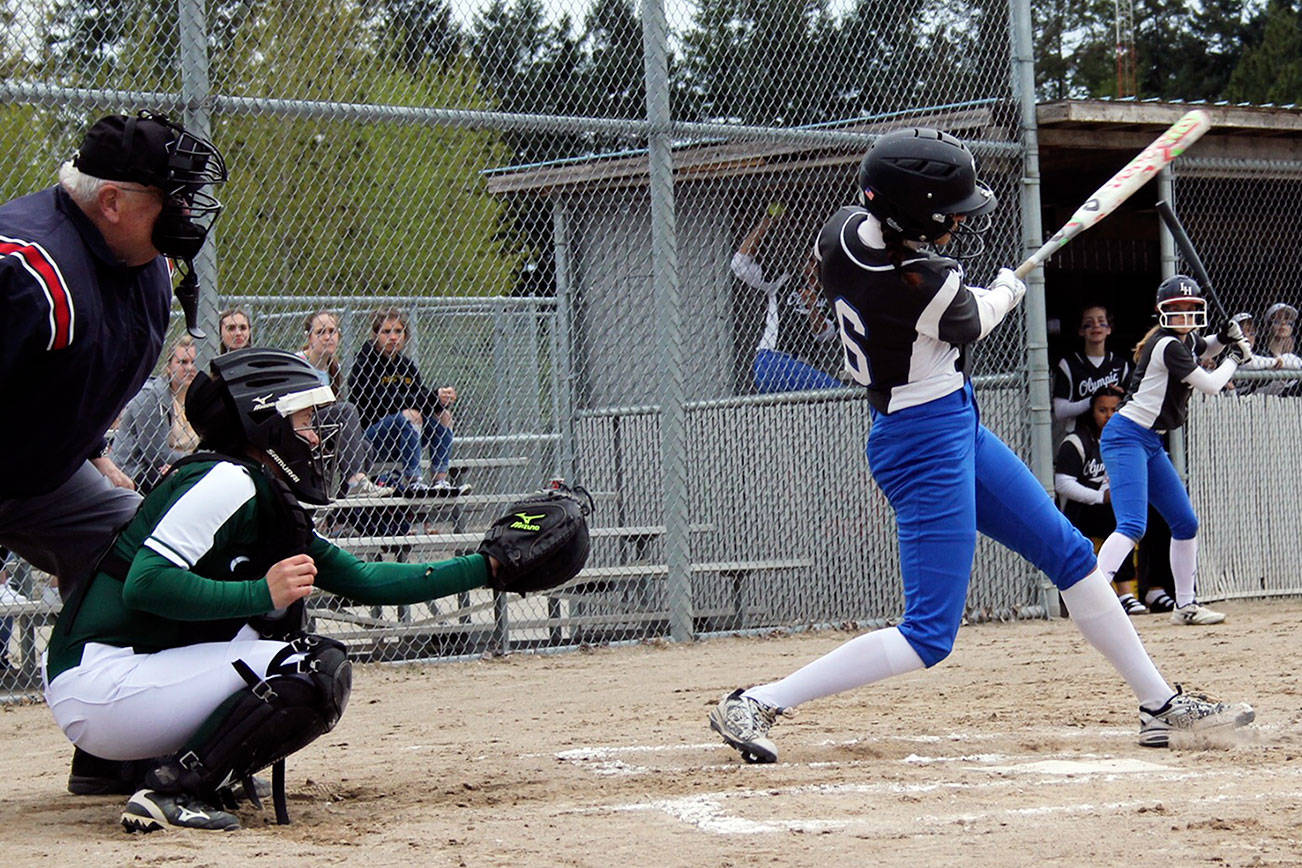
[[0, 186, 171, 497]]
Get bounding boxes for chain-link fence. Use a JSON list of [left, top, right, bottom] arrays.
[[2, 0, 1297, 697], [1168, 158, 1302, 601]]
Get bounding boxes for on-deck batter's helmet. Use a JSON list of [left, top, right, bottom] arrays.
[[186, 348, 339, 504], [1155, 274, 1208, 330], [74, 110, 228, 260], [856, 127, 997, 256]]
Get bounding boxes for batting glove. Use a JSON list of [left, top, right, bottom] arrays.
[[1217, 318, 1245, 345], [989, 267, 1027, 307], [1230, 338, 1253, 366]]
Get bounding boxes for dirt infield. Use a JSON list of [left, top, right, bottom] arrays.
[[3, 597, 1302, 865]]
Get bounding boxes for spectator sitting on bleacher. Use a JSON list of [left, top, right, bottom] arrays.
[[218, 307, 251, 354], [1253, 303, 1302, 396], [109, 336, 201, 493], [347, 308, 469, 495], [297, 310, 390, 499]]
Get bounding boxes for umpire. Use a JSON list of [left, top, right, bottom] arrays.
[[0, 110, 227, 794]]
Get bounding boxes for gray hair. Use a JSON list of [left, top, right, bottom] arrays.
[[57, 160, 111, 207]]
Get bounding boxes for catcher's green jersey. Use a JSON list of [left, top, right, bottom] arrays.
[[47, 459, 487, 680]]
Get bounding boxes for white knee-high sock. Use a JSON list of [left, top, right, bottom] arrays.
[[1096, 532, 1138, 583], [745, 626, 925, 710], [1169, 537, 1198, 608], [1060, 568, 1172, 709]]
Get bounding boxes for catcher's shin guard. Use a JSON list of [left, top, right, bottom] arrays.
[[146, 634, 352, 824]]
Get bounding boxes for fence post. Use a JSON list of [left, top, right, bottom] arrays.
[[642, 0, 692, 642], [177, 0, 219, 353], [1009, 0, 1056, 617], [553, 197, 577, 481]]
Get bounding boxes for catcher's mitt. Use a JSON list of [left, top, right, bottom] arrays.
[[478, 483, 593, 595]]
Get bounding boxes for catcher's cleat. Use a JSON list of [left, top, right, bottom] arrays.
[[121, 789, 240, 832], [708, 688, 787, 764], [1170, 601, 1226, 625], [68, 748, 154, 796], [1138, 686, 1254, 747]]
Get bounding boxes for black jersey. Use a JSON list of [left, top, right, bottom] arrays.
[[814, 206, 993, 414], [1054, 424, 1114, 539], [1053, 351, 1132, 413], [1119, 329, 1207, 431]]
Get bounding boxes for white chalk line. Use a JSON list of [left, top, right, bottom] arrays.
[[567, 768, 1302, 836], [546, 734, 1302, 836]]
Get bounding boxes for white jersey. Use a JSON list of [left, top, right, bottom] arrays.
[[1119, 329, 1212, 430]]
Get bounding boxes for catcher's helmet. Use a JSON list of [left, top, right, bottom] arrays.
[[856, 128, 997, 253], [185, 348, 339, 504], [1155, 274, 1207, 330], [74, 110, 228, 260]]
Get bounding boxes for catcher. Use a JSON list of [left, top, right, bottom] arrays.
[[43, 348, 589, 833]]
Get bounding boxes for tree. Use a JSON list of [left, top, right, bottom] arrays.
[[208, 0, 517, 297], [1226, 0, 1302, 104], [679, 0, 839, 125], [1134, 0, 1258, 100], [579, 0, 644, 121], [1031, 0, 1115, 99], [468, 0, 585, 164], [365, 0, 462, 75]]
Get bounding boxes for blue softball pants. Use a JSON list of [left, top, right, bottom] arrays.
[[867, 384, 1097, 667], [1098, 413, 1198, 541], [753, 348, 841, 394]]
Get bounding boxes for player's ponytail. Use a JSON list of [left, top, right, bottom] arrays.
[[1133, 325, 1161, 362]]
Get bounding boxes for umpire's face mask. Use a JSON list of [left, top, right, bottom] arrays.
[[152, 187, 223, 260]]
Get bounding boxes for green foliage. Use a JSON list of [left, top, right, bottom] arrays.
[[1226, 0, 1302, 104], [209, 0, 516, 297]]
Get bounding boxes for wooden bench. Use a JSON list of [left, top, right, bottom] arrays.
[[552, 557, 813, 639], [314, 523, 714, 629]]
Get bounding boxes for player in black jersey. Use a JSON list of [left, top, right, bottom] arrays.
[[1053, 304, 1132, 424], [708, 130, 1252, 762], [1097, 276, 1251, 626]]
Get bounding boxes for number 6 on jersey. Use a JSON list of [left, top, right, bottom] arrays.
[[834, 297, 873, 386]]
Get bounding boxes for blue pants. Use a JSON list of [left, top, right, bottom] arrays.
[[365, 412, 453, 483], [867, 385, 1097, 667], [1098, 414, 1198, 541], [753, 349, 840, 394]]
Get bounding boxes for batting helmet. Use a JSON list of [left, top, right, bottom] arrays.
[[856, 128, 997, 250], [1155, 274, 1208, 330], [186, 348, 339, 504]]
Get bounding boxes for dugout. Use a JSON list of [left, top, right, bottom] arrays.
[[484, 99, 1302, 409]]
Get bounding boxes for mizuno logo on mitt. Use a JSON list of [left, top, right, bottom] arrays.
[[510, 512, 545, 531]]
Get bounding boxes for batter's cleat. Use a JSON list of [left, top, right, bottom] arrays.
[[121, 789, 241, 832], [708, 688, 786, 764], [1138, 686, 1255, 747], [1170, 601, 1226, 625], [1118, 593, 1149, 615]]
